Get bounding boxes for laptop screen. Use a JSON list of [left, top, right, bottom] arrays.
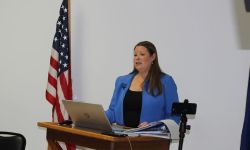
[[62, 100, 113, 132]]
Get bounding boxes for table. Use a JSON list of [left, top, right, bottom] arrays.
[[37, 122, 170, 150]]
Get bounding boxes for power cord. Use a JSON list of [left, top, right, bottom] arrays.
[[126, 136, 133, 150]]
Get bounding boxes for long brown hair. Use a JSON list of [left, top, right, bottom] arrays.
[[132, 41, 164, 96]]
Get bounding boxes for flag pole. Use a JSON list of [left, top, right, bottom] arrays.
[[67, 0, 73, 100], [68, 0, 71, 55]]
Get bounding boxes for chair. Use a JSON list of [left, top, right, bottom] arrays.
[[0, 131, 26, 150]]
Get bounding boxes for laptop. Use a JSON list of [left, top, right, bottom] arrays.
[[62, 100, 126, 133]]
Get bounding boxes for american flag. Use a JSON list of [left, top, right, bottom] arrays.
[[46, 0, 75, 149]]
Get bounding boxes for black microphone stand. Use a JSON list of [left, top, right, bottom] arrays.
[[178, 99, 192, 150], [172, 99, 197, 150], [178, 112, 189, 150]]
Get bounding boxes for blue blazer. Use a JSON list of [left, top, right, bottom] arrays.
[[105, 73, 180, 125]]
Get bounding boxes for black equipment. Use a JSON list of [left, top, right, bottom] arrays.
[[172, 99, 197, 150]]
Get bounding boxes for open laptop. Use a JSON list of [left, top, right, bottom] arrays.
[[62, 100, 126, 133]]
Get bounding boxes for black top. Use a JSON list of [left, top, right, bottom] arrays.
[[123, 89, 142, 127]]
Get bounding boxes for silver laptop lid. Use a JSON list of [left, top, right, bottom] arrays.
[[62, 100, 112, 132]]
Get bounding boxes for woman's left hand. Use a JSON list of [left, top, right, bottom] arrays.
[[138, 122, 149, 128]]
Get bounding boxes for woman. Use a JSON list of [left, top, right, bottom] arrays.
[[105, 41, 179, 128]]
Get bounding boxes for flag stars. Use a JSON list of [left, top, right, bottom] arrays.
[[54, 37, 58, 42], [61, 43, 65, 48], [51, 1, 70, 75], [57, 21, 61, 26]]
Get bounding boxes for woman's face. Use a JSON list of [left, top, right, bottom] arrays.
[[134, 46, 155, 74]]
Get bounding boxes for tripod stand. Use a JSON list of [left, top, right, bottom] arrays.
[[172, 99, 197, 150], [178, 113, 190, 150]]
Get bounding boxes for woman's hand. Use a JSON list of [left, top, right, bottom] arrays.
[[138, 122, 149, 128]]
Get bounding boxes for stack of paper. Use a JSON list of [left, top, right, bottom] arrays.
[[122, 120, 179, 140]]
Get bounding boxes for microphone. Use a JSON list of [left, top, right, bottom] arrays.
[[121, 83, 127, 89]]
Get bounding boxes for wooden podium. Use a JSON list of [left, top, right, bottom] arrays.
[[38, 122, 170, 150]]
